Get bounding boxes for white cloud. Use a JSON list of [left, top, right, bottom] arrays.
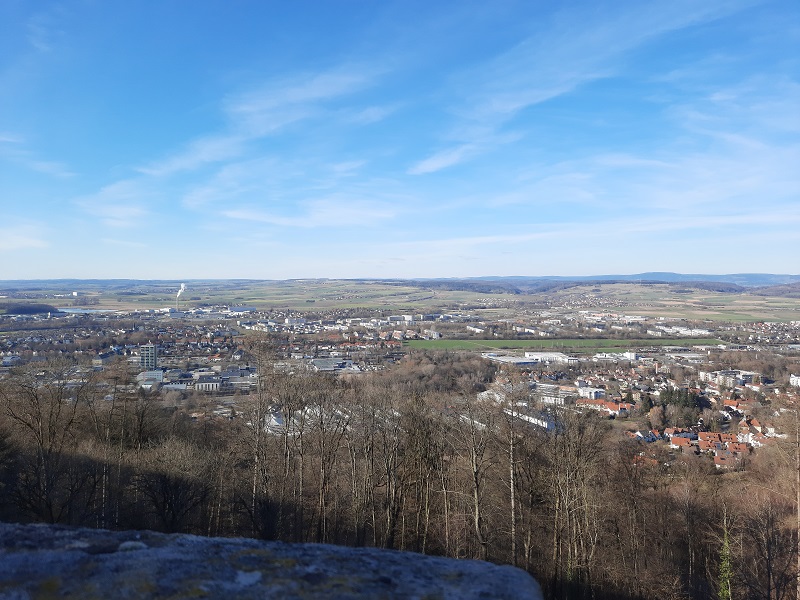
[[74, 180, 149, 227], [182, 155, 387, 215], [412, 0, 755, 172], [29, 160, 75, 178], [347, 105, 397, 125], [27, 18, 53, 53], [139, 64, 380, 177], [100, 238, 147, 248], [0, 136, 74, 177], [223, 198, 396, 228], [25, 6, 70, 54], [329, 160, 366, 175], [592, 154, 676, 169], [181, 156, 298, 209], [137, 134, 247, 176], [226, 66, 375, 124], [382, 207, 800, 265], [408, 144, 476, 175], [0, 133, 24, 144], [0, 225, 48, 250]]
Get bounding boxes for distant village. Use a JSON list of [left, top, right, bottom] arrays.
[[2, 301, 800, 472]]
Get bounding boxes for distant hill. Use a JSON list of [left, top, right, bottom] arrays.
[[406, 279, 524, 294], [468, 273, 800, 287], [750, 282, 800, 299], [1, 274, 799, 294], [402, 274, 800, 296], [666, 281, 746, 293]]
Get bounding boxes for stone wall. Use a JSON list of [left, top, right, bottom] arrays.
[[0, 522, 542, 599]]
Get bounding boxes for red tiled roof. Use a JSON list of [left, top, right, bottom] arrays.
[[672, 437, 692, 447]]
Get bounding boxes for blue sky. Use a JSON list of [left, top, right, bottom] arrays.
[[1, 0, 798, 279]]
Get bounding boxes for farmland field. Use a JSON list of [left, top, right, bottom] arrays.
[[2, 279, 800, 321], [404, 338, 722, 353]]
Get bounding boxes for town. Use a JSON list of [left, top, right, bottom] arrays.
[[3, 285, 800, 471], [2, 279, 800, 600]]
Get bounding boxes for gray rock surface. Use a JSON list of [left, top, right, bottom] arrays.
[[0, 522, 542, 599]]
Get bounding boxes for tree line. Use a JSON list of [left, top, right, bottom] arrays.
[[0, 344, 797, 600]]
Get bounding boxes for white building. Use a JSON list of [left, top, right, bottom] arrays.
[[524, 352, 579, 365], [578, 387, 605, 400], [195, 377, 221, 392]]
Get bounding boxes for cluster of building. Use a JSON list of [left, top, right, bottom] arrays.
[[237, 312, 466, 339], [475, 337, 800, 470], [3, 294, 800, 478], [744, 320, 800, 347], [699, 369, 761, 387]]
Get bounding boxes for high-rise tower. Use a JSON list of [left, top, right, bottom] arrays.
[[140, 342, 157, 370]]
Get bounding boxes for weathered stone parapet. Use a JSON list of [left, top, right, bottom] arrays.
[[0, 522, 542, 599]]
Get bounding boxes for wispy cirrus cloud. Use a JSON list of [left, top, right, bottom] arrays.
[[0, 223, 48, 250], [329, 160, 366, 175], [226, 66, 377, 133], [450, 65, 800, 218], [478, 134, 798, 215], [223, 197, 396, 228], [408, 143, 478, 175], [181, 156, 301, 209], [27, 21, 52, 53], [474, 1, 753, 120], [667, 75, 800, 138], [26, 9, 62, 53], [28, 159, 75, 178], [389, 207, 800, 263], [23, 5, 72, 55], [345, 104, 398, 125], [0, 133, 74, 177], [0, 132, 24, 144], [100, 238, 147, 248], [633, 80, 800, 211], [139, 64, 380, 177], [74, 180, 150, 227], [409, 0, 755, 174], [137, 134, 247, 177], [182, 153, 376, 212]]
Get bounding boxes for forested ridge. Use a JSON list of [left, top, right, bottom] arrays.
[[0, 344, 797, 600]]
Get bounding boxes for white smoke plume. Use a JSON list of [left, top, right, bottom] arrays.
[[176, 283, 186, 299]]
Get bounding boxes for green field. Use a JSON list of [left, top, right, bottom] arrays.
[[404, 338, 722, 352]]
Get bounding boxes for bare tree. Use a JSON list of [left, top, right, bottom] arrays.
[[136, 436, 211, 533], [0, 362, 96, 523], [544, 410, 608, 598], [736, 493, 796, 600], [309, 374, 349, 543], [445, 393, 498, 561], [237, 337, 279, 538], [400, 391, 447, 554]]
